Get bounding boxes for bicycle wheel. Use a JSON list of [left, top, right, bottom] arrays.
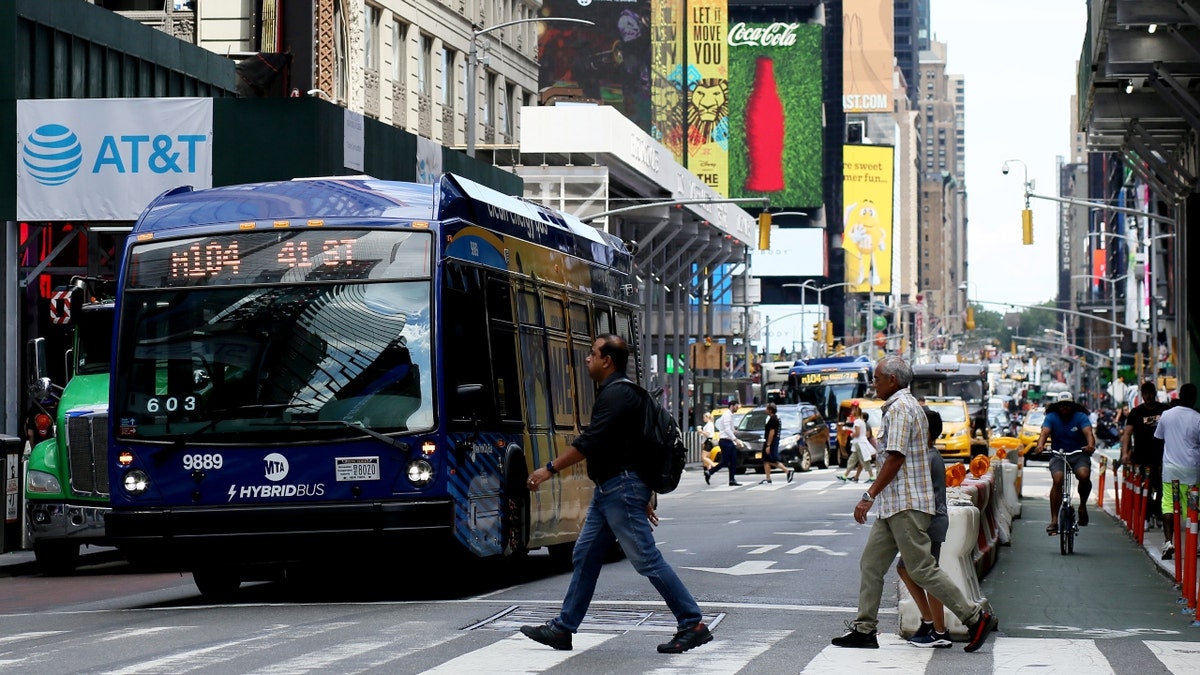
[[1065, 502, 1075, 554]]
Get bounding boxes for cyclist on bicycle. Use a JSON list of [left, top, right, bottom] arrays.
[[1034, 392, 1096, 535]]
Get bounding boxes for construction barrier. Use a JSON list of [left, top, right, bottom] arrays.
[[1173, 480, 1183, 585], [1185, 487, 1198, 615], [1096, 455, 1107, 508]]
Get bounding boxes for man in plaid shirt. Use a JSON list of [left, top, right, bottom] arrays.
[[831, 356, 997, 653]]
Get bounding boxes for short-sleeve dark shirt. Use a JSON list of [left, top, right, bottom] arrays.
[[571, 372, 644, 484], [765, 415, 782, 453], [1127, 401, 1167, 466]]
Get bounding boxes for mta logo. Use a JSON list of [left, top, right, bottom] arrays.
[[263, 453, 290, 482], [22, 124, 83, 187]]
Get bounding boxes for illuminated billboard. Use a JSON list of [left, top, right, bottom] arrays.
[[843, 0, 894, 113], [842, 144, 895, 294], [727, 21, 823, 207], [538, 0, 654, 131]]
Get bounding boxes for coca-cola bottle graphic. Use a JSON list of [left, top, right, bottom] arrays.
[[744, 56, 786, 192]]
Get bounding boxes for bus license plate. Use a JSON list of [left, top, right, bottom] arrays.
[[335, 457, 380, 481]]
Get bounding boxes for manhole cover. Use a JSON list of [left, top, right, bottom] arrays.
[[468, 606, 726, 633]]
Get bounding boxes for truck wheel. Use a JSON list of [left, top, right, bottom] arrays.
[[192, 567, 242, 601], [34, 541, 80, 575]]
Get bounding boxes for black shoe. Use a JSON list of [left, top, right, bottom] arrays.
[[729, 481, 743, 486], [1078, 504, 1088, 526], [758, 479, 772, 485], [657, 623, 713, 653], [911, 620, 934, 640], [520, 622, 572, 651], [964, 611, 997, 653], [831, 621, 879, 648], [703, 471, 711, 486], [786, 470, 795, 483]]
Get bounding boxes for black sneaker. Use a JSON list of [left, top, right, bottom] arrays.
[[786, 469, 795, 483], [908, 629, 951, 648], [831, 622, 879, 649], [964, 611, 997, 653], [657, 623, 713, 653], [911, 620, 934, 640], [520, 622, 572, 651], [703, 471, 711, 486], [1078, 504, 1088, 526], [729, 481, 743, 486]]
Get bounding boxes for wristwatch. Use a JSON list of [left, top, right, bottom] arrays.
[[861, 492, 875, 502], [546, 461, 558, 475]]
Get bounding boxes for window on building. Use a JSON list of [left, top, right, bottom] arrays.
[[393, 21, 407, 82], [485, 73, 496, 126], [364, 4, 379, 70], [441, 48, 455, 107], [496, 78, 508, 134], [418, 34, 433, 96], [505, 83, 516, 136]]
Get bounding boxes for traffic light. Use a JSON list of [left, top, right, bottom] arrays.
[[812, 322, 822, 343], [757, 212, 772, 250], [824, 320, 834, 349], [965, 306, 975, 330], [1021, 208, 1033, 245]]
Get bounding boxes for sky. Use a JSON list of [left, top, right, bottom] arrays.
[[929, 0, 1089, 308]]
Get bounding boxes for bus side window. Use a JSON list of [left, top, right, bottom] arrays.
[[614, 310, 637, 378], [572, 336, 594, 426], [594, 307, 611, 336], [487, 277, 521, 423]]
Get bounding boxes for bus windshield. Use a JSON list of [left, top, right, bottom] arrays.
[[911, 378, 984, 405], [113, 230, 434, 443]]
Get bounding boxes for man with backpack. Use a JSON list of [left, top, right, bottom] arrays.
[[522, 334, 713, 654]]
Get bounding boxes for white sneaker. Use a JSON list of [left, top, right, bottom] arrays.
[[1162, 541, 1175, 560]]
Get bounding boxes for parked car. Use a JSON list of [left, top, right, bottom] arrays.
[[732, 404, 830, 472]]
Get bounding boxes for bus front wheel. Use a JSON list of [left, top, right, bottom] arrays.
[[192, 567, 241, 601]]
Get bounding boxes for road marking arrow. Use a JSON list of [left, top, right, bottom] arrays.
[[738, 544, 782, 555], [683, 560, 799, 576], [785, 544, 848, 556]]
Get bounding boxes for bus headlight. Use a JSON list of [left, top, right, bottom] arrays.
[[407, 460, 434, 486], [123, 469, 150, 496], [26, 470, 62, 494]]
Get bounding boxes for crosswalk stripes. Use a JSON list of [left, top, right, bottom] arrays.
[[4, 624, 1200, 673]]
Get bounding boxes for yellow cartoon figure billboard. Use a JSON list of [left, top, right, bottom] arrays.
[[842, 144, 894, 294]]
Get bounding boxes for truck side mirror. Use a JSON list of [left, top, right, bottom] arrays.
[[26, 338, 53, 401]]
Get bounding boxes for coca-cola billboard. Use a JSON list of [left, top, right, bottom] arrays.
[[726, 21, 824, 208]]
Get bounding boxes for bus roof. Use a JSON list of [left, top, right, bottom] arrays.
[[911, 362, 987, 377], [131, 174, 631, 269], [788, 355, 873, 375]]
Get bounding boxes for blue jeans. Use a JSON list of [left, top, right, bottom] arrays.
[[551, 471, 703, 633]]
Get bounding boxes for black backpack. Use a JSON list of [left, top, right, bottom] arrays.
[[615, 380, 687, 494]]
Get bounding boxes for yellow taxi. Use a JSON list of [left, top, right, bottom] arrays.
[[925, 396, 972, 462], [1018, 407, 1047, 461]]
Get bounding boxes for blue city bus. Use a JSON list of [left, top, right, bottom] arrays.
[[785, 356, 874, 464], [105, 174, 638, 597]]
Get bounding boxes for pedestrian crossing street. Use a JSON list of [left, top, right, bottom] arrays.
[[3, 621, 1199, 674], [684, 470, 876, 493]]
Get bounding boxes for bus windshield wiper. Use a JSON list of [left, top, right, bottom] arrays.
[[283, 419, 411, 453], [155, 404, 316, 465]]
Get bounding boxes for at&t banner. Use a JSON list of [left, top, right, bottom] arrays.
[[16, 98, 214, 221]]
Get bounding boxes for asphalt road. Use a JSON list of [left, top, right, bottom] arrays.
[[1, 459, 1196, 673]]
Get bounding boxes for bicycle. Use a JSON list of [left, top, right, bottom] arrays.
[[1050, 448, 1087, 555]]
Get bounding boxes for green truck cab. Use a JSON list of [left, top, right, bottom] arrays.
[[25, 281, 114, 574]]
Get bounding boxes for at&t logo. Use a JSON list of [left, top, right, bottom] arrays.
[[21, 122, 207, 188], [22, 124, 83, 187]]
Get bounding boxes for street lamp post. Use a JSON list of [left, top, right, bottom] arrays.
[[466, 17, 593, 158], [1072, 273, 1130, 384], [782, 281, 855, 356]]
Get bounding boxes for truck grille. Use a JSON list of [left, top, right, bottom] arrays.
[[68, 414, 109, 497]]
